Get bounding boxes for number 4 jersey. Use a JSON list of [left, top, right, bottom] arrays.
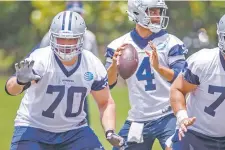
[[105, 29, 187, 121], [14, 46, 108, 133], [184, 48, 225, 137]]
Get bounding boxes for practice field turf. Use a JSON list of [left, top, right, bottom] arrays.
[[0, 77, 161, 150]]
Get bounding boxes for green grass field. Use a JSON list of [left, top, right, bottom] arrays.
[[0, 77, 161, 150]]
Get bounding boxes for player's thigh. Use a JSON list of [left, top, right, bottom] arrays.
[[153, 114, 176, 149], [10, 126, 52, 150], [172, 130, 193, 150], [59, 126, 104, 150], [172, 129, 216, 150], [11, 141, 52, 150], [84, 97, 90, 125], [124, 137, 155, 150], [165, 134, 174, 150], [112, 120, 155, 150]]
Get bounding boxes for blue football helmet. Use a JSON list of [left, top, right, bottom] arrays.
[[127, 0, 169, 33], [49, 11, 86, 61], [217, 14, 225, 54]]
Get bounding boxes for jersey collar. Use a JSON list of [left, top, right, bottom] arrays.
[[54, 54, 82, 77], [130, 29, 167, 49]]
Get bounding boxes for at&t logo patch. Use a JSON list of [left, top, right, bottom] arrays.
[[84, 72, 94, 81]]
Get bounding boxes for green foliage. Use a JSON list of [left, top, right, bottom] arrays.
[[0, 49, 15, 70], [0, 1, 224, 73], [31, 1, 65, 35]]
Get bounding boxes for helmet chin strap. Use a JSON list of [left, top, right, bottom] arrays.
[[138, 22, 161, 33], [148, 26, 161, 33], [219, 47, 225, 55], [218, 42, 225, 55]]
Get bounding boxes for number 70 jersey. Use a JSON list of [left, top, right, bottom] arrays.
[[15, 46, 108, 133], [105, 29, 187, 121], [184, 48, 225, 137]]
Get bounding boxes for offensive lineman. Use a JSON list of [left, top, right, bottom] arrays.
[[170, 14, 225, 150], [5, 11, 124, 150], [33, 1, 99, 125]]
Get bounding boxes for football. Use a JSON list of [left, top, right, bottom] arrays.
[[117, 44, 139, 80]]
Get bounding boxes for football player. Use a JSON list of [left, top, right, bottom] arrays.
[[5, 11, 123, 150], [33, 1, 99, 125], [105, 0, 188, 149], [170, 14, 225, 150]]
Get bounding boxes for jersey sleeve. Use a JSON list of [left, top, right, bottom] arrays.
[[167, 35, 188, 82], [39, 32, 50, 48], [104, 36, 126, 69], [167, 36, 188, 66], [105, 46, 116, 69], [182, 52, 201, 85], [91, 57, 108, 91]]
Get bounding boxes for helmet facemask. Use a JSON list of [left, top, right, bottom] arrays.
[[142, 7, 169, 33], [50, 30, 84, 61], [217, 24, 225, 55], [127, 0, 169, 33]]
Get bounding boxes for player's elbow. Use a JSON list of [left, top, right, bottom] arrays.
[[5, 77, 19, 96], [170, 81, 183, 97], [104, 97, 116, 108], [99, 96, 116, 113], [170, 87, 179, 99], [170, 80, 185, 100]]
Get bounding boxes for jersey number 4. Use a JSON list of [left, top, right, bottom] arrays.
[[136, 57, 156, 91], [42, 85, 87, 118], [204, 85, 225, 117]]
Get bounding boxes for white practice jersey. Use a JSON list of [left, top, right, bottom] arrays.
[[105, 29, 187, 121], [183, 48, 225, 137], [15, 46, 108, 133]]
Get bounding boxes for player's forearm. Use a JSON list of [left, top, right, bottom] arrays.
[[99, 98, 116, 132], [170, 87, 189, 124], [6, 77, 25, 96], [107, 63, 118, 86], [155, 65, 174, 82], [170, 87, 187, 115]]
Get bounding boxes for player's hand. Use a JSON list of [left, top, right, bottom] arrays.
[[15, 59, 41, 85], [145, 41, 159, 71], [178, 117, 196, 141], [112, 44, 128, 66], [106, 130, 125, 148]]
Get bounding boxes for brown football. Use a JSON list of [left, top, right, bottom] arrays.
[[117, 44, 139, 79]]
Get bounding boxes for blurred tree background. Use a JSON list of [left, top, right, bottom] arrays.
[[0, 1, 225, 75]]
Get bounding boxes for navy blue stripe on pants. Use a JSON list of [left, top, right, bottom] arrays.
[[84, 97, 89, 125]]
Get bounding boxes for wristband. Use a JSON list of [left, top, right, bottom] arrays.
[[176, 109, 188, 125], [105, 130, 115, 138], [16, 79, 30, 86]]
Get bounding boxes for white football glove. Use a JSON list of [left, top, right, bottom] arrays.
[[15, 59, 41, 85], [106, 130, 125, 148]]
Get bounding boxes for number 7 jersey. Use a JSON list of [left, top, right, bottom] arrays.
[[183, 48, 225, 137], [14, 46, 108, 133], [105, 29, 187, 121]]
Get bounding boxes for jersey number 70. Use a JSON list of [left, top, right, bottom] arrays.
[[204, 85, 225, 117], [42, 85, 87, 118]]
